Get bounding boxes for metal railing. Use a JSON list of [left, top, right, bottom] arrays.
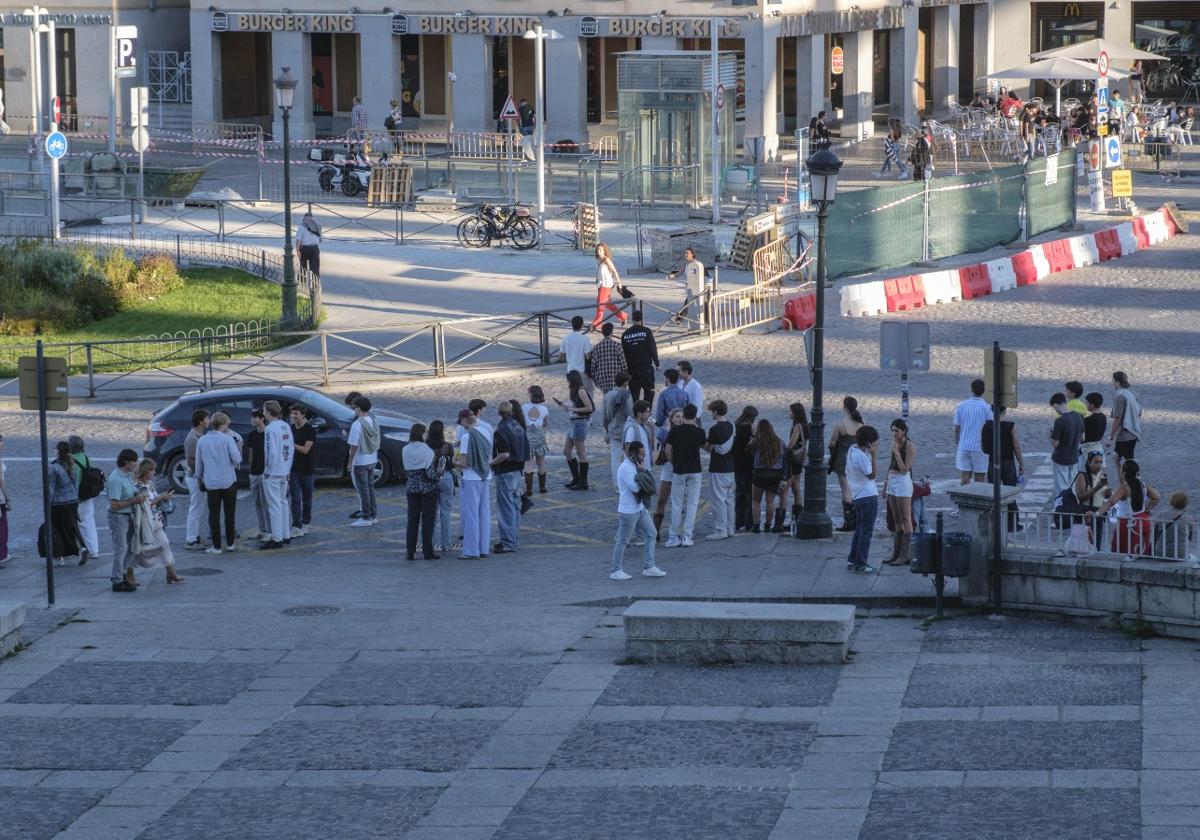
[[1008, 510, 1196, 563]]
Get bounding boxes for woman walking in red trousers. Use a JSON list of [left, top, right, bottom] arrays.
[[591, 243, 629, 330]]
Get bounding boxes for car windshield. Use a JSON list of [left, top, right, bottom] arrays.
[[302, 390, 356, 422]]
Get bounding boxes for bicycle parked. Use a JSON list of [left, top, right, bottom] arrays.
[[455, 203, 539, 250]]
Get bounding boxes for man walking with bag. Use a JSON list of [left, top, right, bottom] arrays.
[[610, 441, 666, 580]]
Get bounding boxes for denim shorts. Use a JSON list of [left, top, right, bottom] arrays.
[[569, 418, 589, 441]]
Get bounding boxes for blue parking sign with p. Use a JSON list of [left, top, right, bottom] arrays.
[[45, 131, 68, 160]]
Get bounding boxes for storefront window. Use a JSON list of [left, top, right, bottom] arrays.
[[1134, 18, 1200, 99], [1033, 3, 1103, 100], [873, 29, 890, 107]]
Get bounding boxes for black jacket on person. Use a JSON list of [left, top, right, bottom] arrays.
[[621, 323, 659, 374], [732, 423, 756, 475]]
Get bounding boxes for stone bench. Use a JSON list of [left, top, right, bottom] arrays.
[[623, 600, 855, 665], [0, 602, 27, 657]]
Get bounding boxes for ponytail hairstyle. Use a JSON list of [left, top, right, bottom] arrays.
[[55, 440, 75, 477], [843, 396, 863, 425], [1113, 371, 1130, 389], [1123, 459, 1145, 511]]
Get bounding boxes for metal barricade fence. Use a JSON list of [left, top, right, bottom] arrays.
[[1009, 510, 1196, 563]]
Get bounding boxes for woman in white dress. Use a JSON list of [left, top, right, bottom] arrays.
[[132, 459, 185, 584]]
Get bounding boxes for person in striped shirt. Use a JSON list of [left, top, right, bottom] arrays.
[[954, 379, 992, 484]]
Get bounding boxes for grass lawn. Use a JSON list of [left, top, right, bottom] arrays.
[[0, 267, 287, 375]]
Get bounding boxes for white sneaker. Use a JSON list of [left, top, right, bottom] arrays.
[[706, 532, 730, 541], [664, 536, 682, 548], [296, 526, 307, 537], [243, 529, 262, 540], [681, 537, 695, 547], [205, 547, 223, 555], [290, 527, 303, 538], [350, 519, 373, 528], [367, 519, 378, 526], [225, 542, 238, 552], [609, 570, 633, 581], [642, 566, 667, 577]]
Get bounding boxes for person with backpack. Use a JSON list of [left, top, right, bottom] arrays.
[[69, 435, 104, 564], [296, 211, 322, 279], [908, 124, 935, 181], [384, 98, 403, 154], [46, 441, 83, 567], [610, 441, 666, 580]]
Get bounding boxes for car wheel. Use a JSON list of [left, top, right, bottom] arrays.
[[165, 452, 189, 495], [372, 452, 392, 487]]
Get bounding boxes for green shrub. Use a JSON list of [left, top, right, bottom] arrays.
[[71, 271, 121, 323], [11, 246, 84, 294], [132, 253, 183, 299]]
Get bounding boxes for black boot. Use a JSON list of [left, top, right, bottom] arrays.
[[538, 472, 548, 494], [837, 501, 857, 532], [565, 458, 580, 489], [524, 473, 534, 497], [792, 504, 802, 524], [572, 461, 590, 490], [772, 508, 786, 533], [653, 513, 664, 540]]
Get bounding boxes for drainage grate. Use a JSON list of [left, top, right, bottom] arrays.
[[177, 567, 224, 576], [281, 605, 343, 617]]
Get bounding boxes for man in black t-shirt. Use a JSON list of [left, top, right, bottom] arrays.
[[290, 406, 317, 535], [705, 400, 735, 540], [246, 410, 269, 540], [664, 404, 707, 547]]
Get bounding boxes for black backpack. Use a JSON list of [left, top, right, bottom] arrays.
[[384, 114, 396, 131], [78, 456, 105, 501]]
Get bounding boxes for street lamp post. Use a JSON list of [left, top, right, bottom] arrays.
[[274, 67, 298, 326], [795, 147, 843, 540], [523, 25, 561, 251]]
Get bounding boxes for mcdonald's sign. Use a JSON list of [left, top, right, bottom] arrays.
[[1063, 3, 1082, 17]]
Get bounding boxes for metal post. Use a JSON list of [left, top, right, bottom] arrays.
[[534, 23, 546, 251], [710, 18, 721, 224], [991, 340, 1003, 616], [108, 3, 117, 153], [901, 371, 909, 420], [30, 9, 44, 172], [538, 312, 550, 364], [36, 340, 56, 605], [85, 342, 95, 398], [320, 332, 330, 386], [797, 200, 833, 538], [934, 511, 945, 619], [280, 104, 297, 326]]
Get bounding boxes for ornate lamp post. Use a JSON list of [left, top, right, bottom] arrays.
[[795, 147, 843, 540], [274, 66, 298, 326]]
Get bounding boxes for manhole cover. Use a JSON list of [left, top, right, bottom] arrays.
[[177, 567, 224, 576], [281, 605, 343, 617]]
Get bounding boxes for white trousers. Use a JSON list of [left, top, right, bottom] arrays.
[[709, 473, 736, 537], [264, 475, 290, 542], [460, 478, 492, 557], [77, 497, 100, 555], [185, 474, 206, 543]]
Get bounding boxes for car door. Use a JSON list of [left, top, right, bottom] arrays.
[[293, 402, 349, 477], [210, 398, 255, 476]]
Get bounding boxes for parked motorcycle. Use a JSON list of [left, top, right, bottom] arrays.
[[310, 146, 372, 197]]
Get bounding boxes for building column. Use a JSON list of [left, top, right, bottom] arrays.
[[546, 31, 588, 145], [360, 25, 396, 130], [972, 1, 993, 101], [931, 4, 960, 116], [189, 12, 219, 124], [890, 8, 919, 126], [6, 27, 34, 133], [796, 34, 825, 131], [743, 19, 779, 159], [449, 33, 491, 133], [841, 28, 874, 140], [1104, 1, 1134, 99], [270, 31, 315, 141], [991, 0, 1031, 98]]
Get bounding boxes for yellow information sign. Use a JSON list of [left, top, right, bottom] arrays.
[[1111, 169, 1133, 198]]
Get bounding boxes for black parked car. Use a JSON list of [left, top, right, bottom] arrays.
[[143, 386, 412, 494]]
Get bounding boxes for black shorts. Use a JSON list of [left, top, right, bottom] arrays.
[[1114, 439, 1137, 460]]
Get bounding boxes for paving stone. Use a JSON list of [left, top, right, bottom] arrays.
[[222, 720, 496, 772], [550, 721, 815, 770], [0, 787, 106, 838], [492, 786, 786, 840], [7, 663, 265, 706], [921, 615, 1138, 653], [597, 664, 841, 708], [902, 665, 1141, 707], [859, 788, 1139, 840], [884, 721, 1141, 771], [299, 662, 553, 708], [0, 717, 194, 770], [135, 786, 443, 840]]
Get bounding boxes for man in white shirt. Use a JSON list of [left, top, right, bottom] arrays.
[[845, 425, 879, 574], [557, 316, 593, 393], [347, 396, 380, 527], [953, 378, 992, 484], [678, 360, 704, 414], [262, 400, 294, 548], [454, 409, 495, 559], [610, 441, 666, 580], [295, 211, 322, 278], [668, 248, 707, 326]]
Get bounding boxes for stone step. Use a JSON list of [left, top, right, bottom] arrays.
[[623, 600, 855, 665], [0, 602, 27, 656]]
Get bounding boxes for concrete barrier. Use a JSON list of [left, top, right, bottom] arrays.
[[1115, 221, 1139, 256], [1067, 234, 1099, 268], [623, 600, 856, 664], [985, 257, 1017, 294], [839, 280, 888, 317], [921, 269, 962, 305]]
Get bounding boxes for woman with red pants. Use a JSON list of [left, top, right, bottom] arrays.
[[591, 243, 628, 330], [1097, 459, 1160, 555]]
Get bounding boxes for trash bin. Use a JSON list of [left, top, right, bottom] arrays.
[[941, 532, 972, 577], [910, 532, 938, 574]]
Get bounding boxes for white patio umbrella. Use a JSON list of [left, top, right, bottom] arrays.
[[983, 57, 1129, 115], [1033, 37, 1162, 63]]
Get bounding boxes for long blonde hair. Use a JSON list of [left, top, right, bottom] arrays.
[[135, 458, 157, 483]]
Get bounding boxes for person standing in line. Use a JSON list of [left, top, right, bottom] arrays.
[[47, 441, 83, 567], [732, 406, 759, 533], [289, 405, 316, 536], [653, 408, 684, 540], [610, 441, 667, 580], [953, 379, 991, 485], [401, 424, 442, 561], [602, 372, 634, 486], [492, 402, 529, 554], [590, 322, 627, 395], [385, 98, 403, 154], [883, 419, 918, 566], [426, 420, 457, 554], [591, 243, 629, 330], [622, 400, 655, 461], [1063, 380, 1088, 418], [245, 410, 269, 541], [1107, 371, 1142, 470], [677, 361, 704, 415], [454, 409, 494, 560], [982, 407, 1026, 532], [131, 459, 184, 584], [654, 368, 688, 430], [663, 403, 706, 548], [782, 403, 810, 533], [468, 398, 494, 436], [350, 95, 368, 142], [667, 248, 707, 327], [557, 316, 593, 391], [0, 433, 9, 566], [263, 400, 294, 548], [748, 419, 786, 534], [1049, 393, 1085, 497], [107, 449, 144, 592], [829, 396, 865, 531], [183, 409, 210, 550], [508, 400, 534, 515], [846, 426, 880, 574], [522, 386, 551, 497], [620, 310, 659, 404], [705, 400, 736, 540], [296, 211, 322, 279], [558, 370, 595, 491], [344, 392, 365, 520], [68, 436, 100, 564], [347, 396, 380, 528], [195, 412, 241, 555], [1081, 392, 1107, 474]]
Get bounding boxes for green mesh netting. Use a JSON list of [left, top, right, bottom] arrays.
[[1026, 154, 1079, 238], [825, 180, 926, 279], [927, 165, 1025, 260]]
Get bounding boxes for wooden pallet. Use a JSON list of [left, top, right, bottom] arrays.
[[367, 163, 413, 206], [576, 203, 599, 250], [727, 211, 776, 270]]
